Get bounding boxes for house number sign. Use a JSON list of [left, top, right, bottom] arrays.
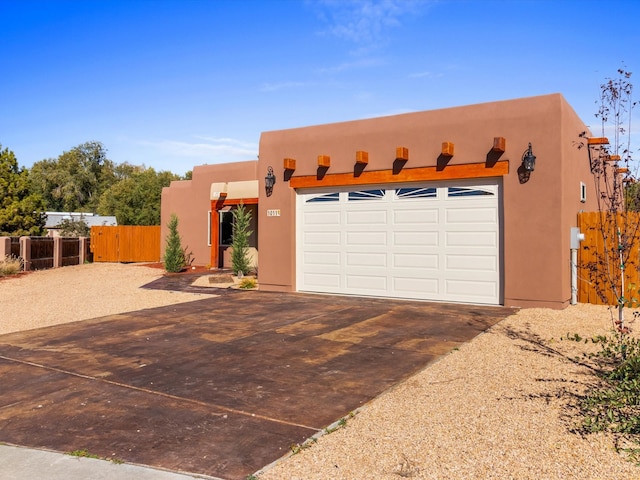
[[266, 209, 281, 217]]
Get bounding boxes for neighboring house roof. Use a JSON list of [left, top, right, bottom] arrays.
[[45, 212, 118, 228]]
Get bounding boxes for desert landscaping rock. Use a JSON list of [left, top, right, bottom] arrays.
[[0, 263, 205, 335], [258, 305, 640, 480]]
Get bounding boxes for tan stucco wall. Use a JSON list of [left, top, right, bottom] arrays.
[[257, 94, 596, 309], [497, 95, 597, 308], [161, 161, 258, 266]]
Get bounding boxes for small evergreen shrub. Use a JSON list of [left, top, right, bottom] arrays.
[[163, 214, 187, 273], [231, 204, 253, 275]]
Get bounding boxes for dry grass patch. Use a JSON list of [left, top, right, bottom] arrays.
[[0, 255, 23, 276]]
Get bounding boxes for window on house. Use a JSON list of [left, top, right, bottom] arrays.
[[395, 187, 437, 199], [348, 189, 385, 201], [306, 192, 340, 202], [447, 187, 494, 197]]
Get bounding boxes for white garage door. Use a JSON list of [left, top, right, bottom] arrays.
[[296, 179, 501, 305]]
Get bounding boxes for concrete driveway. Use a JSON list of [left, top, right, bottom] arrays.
[[0, 288, 515, 479]]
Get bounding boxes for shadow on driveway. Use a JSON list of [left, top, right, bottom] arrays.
[[0, 289, 515, 479]]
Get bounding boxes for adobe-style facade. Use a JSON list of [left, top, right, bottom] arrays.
[[161, 93, 596, 309], [161, 161, 259, 268]]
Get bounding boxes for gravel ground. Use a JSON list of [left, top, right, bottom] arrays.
[[1, 264, 638, 479], [0, 263, 207, 335], [259, 306, 640, 480]]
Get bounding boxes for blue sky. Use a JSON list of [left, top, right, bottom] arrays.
[[2, 0, 639, 176]]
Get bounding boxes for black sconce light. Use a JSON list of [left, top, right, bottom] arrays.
[[522, 143, 536, 172], [265, 166, 276, 197]]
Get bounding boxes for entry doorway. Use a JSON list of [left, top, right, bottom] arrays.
[[216, 205, 258, 269]]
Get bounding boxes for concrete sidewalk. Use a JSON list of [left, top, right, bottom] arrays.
[[0, 444, 215, 480]]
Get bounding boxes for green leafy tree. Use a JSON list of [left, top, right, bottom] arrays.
[[113, 162, 139, 181], [231, 204, 253, 275], [58, 217, 90, 237], [29, 141, 117, 212], [164, 214, 187, 273], [0, 145, 46, 235], [97, 167, 179, 225]]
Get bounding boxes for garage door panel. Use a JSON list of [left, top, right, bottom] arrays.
[[347, 231, 387, 246], [393, 277, 439, 295], [346, 252, 387, 267], [394, 231, 438, 247], [446, 279, 497, 300], [393, 209, 439, 224], [304, 211, 341, 225], [304, 272, 341, 288], [297, 181, 501, 305], [445, 231, 497, 247], [346, 210, 387, 225], [393, 253, 438, 269], [304, 231, 341, 246], [446, 207, 498, 224], [346, 274, 387, 291], [304, 251, 341, 266], [446, 254, 497, 272]]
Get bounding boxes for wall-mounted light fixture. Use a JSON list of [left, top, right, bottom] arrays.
[[265, 166, 276, 197], [522, 143, 536, 172]]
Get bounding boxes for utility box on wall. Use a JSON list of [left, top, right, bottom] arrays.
[[570, 227, 585, 250]]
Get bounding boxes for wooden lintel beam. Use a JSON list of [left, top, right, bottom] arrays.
[[221, 197, 259, 206], [441, 142, 454, 157], [289, 161, 509, 189], [356, 151, 369, 165], [396, 146, 409, 161], [284, 158, 296, 170], [318, 155, 331, 168], [492, 137, 506, 153], [588, 137, 610, 145]]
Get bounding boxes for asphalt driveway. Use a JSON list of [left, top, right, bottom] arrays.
[[0, 288, 515, 479]]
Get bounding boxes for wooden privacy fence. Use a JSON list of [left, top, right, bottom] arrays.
[[10, 237, 20, 257], [0, 236, 90, 271], [29, 237, 54, 270], [90, 226, 161, 263], [578, 211, 640, 306]]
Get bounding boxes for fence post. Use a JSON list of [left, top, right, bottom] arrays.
[[79, 237, 88, 265], [53, 237, 62, 268], [19, 236, 31, 271], [0, 237, 9, 258]]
